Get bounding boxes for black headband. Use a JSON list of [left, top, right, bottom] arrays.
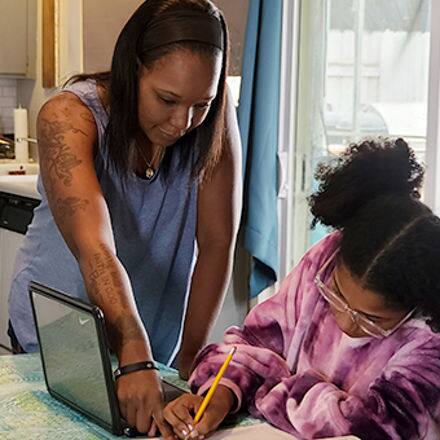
[[139, 10, 224, 53]]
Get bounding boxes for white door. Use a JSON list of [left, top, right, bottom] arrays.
[[0, 229, 24, 349]]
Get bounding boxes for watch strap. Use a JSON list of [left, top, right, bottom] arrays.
[[114, 361, 158, 379]]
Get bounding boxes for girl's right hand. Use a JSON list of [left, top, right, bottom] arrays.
[[116, 368, 175, 439], [163, 385, 235, 439]]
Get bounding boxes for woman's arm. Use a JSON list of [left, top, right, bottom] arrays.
[[164, 260, 302, 439], [177, 87, 243, 378], [165, 236, 338, 438], [37, 93, 173, 438], [38, 92, 149, 361]]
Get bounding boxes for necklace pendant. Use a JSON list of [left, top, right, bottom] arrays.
[[145, 166, 155, 180]]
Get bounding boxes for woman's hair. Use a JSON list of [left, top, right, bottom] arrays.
[[67, 0, 229, 181], [309, 138, 440, 332]]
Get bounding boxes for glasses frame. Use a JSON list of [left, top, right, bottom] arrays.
[[314, 251, 416, 339]]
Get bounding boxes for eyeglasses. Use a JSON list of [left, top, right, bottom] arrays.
[[314, 251, 416, 339]]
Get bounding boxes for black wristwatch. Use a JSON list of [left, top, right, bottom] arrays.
[[114, 360, 158, 380]]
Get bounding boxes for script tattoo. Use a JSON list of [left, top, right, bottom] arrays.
[[87, 246, 143, 348], [88, 245, 125, 307], [39, 117, 86, 187]]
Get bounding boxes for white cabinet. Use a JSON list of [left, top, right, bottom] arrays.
[[0, 228, 24, 349], [0, 0, 37, 77]]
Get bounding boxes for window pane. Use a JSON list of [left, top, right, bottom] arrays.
[[293, 0, 431, 259]]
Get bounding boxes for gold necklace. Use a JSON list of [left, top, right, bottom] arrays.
[[135, 143, 164, 180]]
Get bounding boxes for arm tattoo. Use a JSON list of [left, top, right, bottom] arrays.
[[87, 246, 143, 348], [55, 196, 89, 224], [80, 111, 95, 125], [88, 245, 127, 307], [39, 118, 86, 187], [108, 315, 144, 351]]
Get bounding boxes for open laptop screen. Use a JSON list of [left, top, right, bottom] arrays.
[[30, 286, 116, 431]]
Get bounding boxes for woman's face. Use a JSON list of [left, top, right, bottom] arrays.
[[137, 49, 222, 147], [329, 263, 410, 338]]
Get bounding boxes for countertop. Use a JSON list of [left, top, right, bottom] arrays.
[[0, 354, 262, 439], [0, 353, 187, 439], [0, 356, 358, 440], [0, 174, 40, 200]]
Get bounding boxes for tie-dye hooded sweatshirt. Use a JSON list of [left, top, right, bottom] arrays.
[[189, 232, 440, 440]]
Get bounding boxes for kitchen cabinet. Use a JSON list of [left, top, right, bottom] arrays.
[[0, 0, 37, 77]]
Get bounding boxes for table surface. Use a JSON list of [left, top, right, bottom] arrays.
[[0, 354, 362, 440], [0, 353, 258, 439]]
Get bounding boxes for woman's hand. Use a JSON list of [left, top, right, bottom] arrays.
[[116, 369, 174, 439], [163, 385, 235, 439]]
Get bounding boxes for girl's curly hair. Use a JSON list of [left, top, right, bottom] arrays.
[[309, 138, 440, 332]]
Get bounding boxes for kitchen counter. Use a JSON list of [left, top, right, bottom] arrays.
[[0, 174, 40, 200], [0, 354, 263, 439], [0, 354, 360, 440]]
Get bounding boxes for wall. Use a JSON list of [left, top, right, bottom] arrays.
[[215, 0, 249, 76], [83, 0, 144, 73], [0, 79, 17, 135], [17, 0, 83, 159], [83, 0, 249, 76]]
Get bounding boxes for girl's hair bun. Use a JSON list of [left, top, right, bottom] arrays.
[[309, 138, 424, 229]]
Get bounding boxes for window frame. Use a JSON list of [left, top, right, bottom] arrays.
[[425, 0, 440, 213]]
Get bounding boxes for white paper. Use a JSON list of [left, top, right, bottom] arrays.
[[153, 424, 360, 439], [207, 425, 360, 439], [14, 107, 29, 164]]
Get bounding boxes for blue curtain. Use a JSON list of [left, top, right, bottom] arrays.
[[237, 0, 283, 298]]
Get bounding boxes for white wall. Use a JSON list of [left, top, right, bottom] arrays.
[[17, 0, 83, 159], [17, 0, 56, 159], [0, 79, 17, 134]]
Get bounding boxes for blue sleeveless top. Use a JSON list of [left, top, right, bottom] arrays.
[[9, 80, 197, 364]]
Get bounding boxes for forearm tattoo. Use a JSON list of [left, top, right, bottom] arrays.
[[87, 246, 143, 347], [56, 196, 89, 224], [108, 315, 144, 351], [88, 245, 125, 306]]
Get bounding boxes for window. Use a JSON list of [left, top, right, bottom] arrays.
[[288, 0, 433, 267]]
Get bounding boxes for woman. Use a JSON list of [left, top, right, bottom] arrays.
[[8, 0, 241, 437], [165, 139, 440, 440]]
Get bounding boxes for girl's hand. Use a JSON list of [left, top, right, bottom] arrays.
[[116, 369, 174, 439], [164, 385, 235, 439]]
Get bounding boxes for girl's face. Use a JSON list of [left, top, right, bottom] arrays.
[[329, 263, 411, 338], [137, 49, 222, 147]]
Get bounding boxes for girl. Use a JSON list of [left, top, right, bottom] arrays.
[[164, 139, 440, 440]]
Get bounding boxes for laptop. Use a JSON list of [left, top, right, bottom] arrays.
[[29, 281, 185, 437]]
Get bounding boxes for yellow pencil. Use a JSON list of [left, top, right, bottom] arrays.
[[193, 346, 237, 424]]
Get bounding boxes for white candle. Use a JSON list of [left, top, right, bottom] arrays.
[[14, 107, 29, 164]]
